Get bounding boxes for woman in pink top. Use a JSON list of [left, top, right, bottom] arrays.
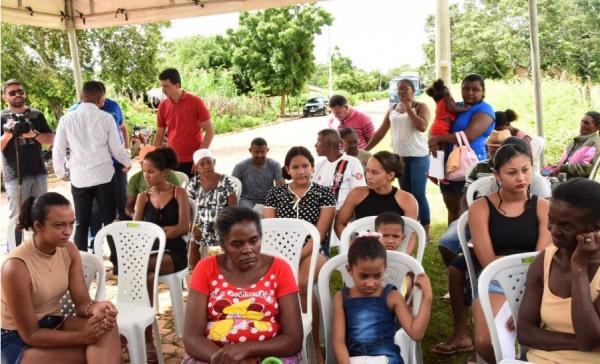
[[518, 178, 600, 363], [182, 206, 303, 364], [548, 111, 600, 178]]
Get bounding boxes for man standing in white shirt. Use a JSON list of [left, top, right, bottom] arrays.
[[314, 128, 366, 210], [53, 81, 131, 257]]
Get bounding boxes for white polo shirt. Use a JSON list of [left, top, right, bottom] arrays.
[[314, 153, 366, 209]]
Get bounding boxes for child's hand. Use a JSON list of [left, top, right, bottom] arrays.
[[414, 273, 432, 299]]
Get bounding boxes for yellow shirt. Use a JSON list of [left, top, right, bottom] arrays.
[[527, 245, 600, 364]]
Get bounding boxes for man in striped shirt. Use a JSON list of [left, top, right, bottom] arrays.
[[327, 94, 375, 149], [53, 81, 131, 255]]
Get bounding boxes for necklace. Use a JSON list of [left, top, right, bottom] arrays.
[[32, 236, 56, 272]]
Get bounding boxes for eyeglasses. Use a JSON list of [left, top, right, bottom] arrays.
[[7, 90, 25, 97]]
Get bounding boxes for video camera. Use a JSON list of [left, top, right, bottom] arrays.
[[2, 113, 31, 137]]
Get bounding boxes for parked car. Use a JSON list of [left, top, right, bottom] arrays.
[[303, 96, 329, 117]]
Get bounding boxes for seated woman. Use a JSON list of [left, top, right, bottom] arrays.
[[548, 111, 600, 179], [433, 142, 550, 362], [133, 147, 190, 361], [518, 178, 600, 364], [335, 151, 419, 255], [186, 148, 238, 268], [1, 193, 121, 364], [494, 109, 531, 143], [264, 146, 336, 363], [182, 206, 303, 364]]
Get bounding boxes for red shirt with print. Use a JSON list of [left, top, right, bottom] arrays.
[[157, 91, 210, 163], [189, 255, 299, 346]]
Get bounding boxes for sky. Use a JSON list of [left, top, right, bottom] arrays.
[[162, 0, 441, 72]]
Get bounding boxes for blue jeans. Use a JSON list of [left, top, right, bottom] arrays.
[[1, 315, 63, 364], [401, 156, 430, 225], [4, 174, 48, 248], [438, 220, 471, 256]]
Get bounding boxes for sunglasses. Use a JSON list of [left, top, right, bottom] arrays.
[[7, 90, 25, 97]]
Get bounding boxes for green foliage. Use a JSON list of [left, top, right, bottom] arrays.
[[225, 5, 333, 114], [422, 0, 600, 84], [1, 23, 167, 124], [92, 23, 166, 97]]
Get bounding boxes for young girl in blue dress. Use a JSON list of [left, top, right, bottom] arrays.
[[332, 237, 433, 364]]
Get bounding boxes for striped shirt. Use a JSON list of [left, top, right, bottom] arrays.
[[329, 108, 375, 149], [53, 103, 131, 188]]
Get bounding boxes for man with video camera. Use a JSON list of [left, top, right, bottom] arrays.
[[1, 80, 54, 248]]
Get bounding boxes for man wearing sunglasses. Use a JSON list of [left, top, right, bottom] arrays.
[[1, 79, 54, 248]]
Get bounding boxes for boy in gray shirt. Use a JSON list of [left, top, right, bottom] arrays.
[[232, 137, 285, 208]]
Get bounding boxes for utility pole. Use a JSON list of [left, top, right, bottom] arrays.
[[435, 0, 451, 85]]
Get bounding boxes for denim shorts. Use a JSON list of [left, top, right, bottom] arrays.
[[1, 315, 63, 364]]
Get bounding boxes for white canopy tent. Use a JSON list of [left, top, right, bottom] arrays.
[[1, 0, 545, 142]]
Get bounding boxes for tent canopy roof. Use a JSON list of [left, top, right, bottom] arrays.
[[1, 0, 316, 30]]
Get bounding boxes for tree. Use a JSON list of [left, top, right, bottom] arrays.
[[421, 0, 600, 86], [92, 23, 166, 99], [1, 23, 167, 126], [226, 5, 333, 115]]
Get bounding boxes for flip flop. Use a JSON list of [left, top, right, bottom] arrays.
[[431, 342, 474, 355]]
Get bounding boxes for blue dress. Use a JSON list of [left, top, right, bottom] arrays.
[[451, 100, 495, 161], [342, 284, 403, 364]]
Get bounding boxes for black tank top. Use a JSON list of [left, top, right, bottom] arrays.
[[143, 190, 188, 271], [486, 194, 539, 256], [355, 187, 405, 219]]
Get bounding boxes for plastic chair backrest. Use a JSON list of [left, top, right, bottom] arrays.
[[229, 175, 242, 201], [59, 251, 106, 316], [260, 218, 320, 316], [589, 156, 600, 181], [94, 221, 165, 308], [530, 136, 545, 173], [339, 216, 426, 263], [466, 175, 495, 206], [457, 212, 478, 299], [318, 251, 424, 364], [478, 252, 538, 363], [174, 171, 189, 187]]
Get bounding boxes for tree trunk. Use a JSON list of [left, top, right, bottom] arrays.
[[280, 94, 286, 117]]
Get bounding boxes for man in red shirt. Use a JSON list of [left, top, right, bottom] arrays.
[[154, 68, 215, 177], [327, 94, 375, 149]]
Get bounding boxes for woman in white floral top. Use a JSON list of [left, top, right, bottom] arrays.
[[186, 149, 238, 268]]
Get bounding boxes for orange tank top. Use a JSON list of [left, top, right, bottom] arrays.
[[1, 239, 71, 330]]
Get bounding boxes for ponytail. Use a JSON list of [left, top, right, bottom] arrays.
[[17, 192, 71, 230]]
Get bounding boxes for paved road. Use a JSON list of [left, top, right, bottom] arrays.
[[0, 99, 389, 247]]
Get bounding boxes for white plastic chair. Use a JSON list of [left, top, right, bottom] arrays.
[[339, 216, 426, 263], [317, 251, 424, 364], [478, 252, 538, 363], [59, 252, 106, 316], [229, 175, 242, 201], [174, 170, 189, 188], [5, 216, 18, 252], [457, 211, 478, 299], [589, 156, 600, 181], [466, 176, 495, 206], [530, 135, 545, 173], [260, 218, 320, 364], [94, 221, 166, 364]]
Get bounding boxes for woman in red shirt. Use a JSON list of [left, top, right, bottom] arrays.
[[182, 206, 303, 364]]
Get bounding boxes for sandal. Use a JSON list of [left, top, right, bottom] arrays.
[[431, 341, 474, 355]]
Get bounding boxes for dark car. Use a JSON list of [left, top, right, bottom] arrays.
[[303, 96, 329, 117]]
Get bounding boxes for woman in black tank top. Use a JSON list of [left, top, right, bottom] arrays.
[[335, 151, 419, 254], [133, 147, 190, 361], [468, 143, 550, 362]]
